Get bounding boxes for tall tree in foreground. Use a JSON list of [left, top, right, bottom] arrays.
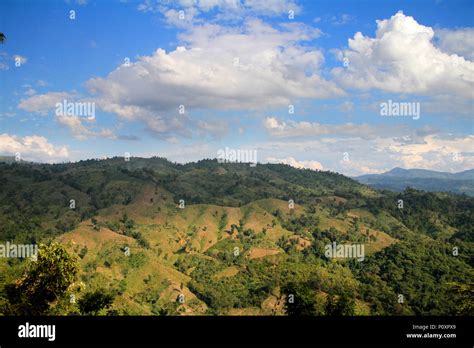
[[3, 242, 78, 315], [0, 33, 6, 43]]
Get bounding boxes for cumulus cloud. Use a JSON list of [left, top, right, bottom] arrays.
[[17, 92, 116, 140], [56, 114, 96, 140], [385, 134, 474, 170], [99, 128, 117, 140], [263, 116, 414, 140], [83, 19, 341, 138], [160, 6, 201, 28], [332, 11, 474, 98], [254, 128, 473, 175], [55, 114, 118, 140], [18, 92, 74, 116], [0, 134, 69, 162], [267, 156, 323, 170], [435, 27, 474, 60], [13, 8, 472, 175]]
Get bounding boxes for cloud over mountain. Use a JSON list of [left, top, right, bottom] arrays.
[[332, 11, 474, 98]]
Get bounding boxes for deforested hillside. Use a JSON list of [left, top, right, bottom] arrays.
[[0, 158, 472, 316]]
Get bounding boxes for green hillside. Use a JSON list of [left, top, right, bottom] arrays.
[[0, 158, 472, 316]]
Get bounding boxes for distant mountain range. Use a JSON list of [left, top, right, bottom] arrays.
[[2, 156, 472, 196], [355, 168, 474, 196]]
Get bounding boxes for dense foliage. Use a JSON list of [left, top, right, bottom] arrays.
[[0, 158, 472, 316]]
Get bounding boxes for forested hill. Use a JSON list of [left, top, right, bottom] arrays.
[[0, 157, 374, 242], [0, 157, 472, 316]]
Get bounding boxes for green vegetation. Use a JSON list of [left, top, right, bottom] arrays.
[[78, 289, 115, 315], [0, 157, 472, 316], [1, 242, 78, 315]]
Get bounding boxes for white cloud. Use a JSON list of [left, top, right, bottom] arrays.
[[84, 19, 341, 138], [267, 156, 323, 170], [162, 7, 201, 28], [385, 134, 474, 170], [55, 114, 117, 140], [196, 119, 229, 138], [244, 0, 301, 16], [0, 134, 69, 162], [133, 129, 473, 175], [339, 159, 385, 175], [263, 116, 407, 140], [435, 27, 474, 60], [138, 0, 301, 18], [332, 11, 474, 98], [18, 92, 73, 116], [18, 93, 116, 140], [254, 127, 473, 175], [331, 14, 355, 26], [419, 94, 473, 117], [165, 136, 179, 144], [99, 128, 117, 140], [24, 88, 36, 96], [56, 114, 96, 140]]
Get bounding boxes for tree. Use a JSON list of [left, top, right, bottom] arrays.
[[325, 293, 356, 316], [446, 282, 474, 315], [78, 289, 115, 315], [325, 294, 337, 315], [0, 33, 6, 43], [91, 217, 100, 231], [3, 242, 78, 315], [283, 282, 323, 316], [335, 293, 356, 315]]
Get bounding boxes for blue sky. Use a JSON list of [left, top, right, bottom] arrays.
[[0, 0, 473, 175]]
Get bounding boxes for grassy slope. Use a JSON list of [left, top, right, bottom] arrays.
[[0, 158, 472, 315]]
